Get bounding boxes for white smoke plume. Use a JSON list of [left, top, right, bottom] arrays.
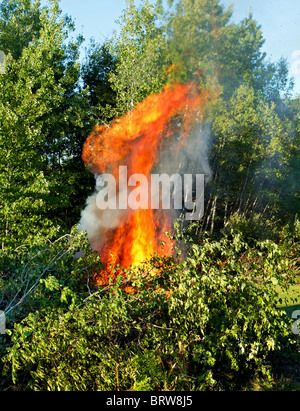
[[78, 124, 213, 252], [78, 176, 127, 252]]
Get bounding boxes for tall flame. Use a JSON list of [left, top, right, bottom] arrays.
[[82, 82, 209, 285]]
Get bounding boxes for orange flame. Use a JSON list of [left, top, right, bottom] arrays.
[[82, 82, 210, 285]]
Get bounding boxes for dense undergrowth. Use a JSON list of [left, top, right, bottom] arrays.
[[0, 222, 299, 391]]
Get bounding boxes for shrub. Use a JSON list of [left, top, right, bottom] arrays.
[[1, 232, 299, 391], [0, 228, 102, 325]]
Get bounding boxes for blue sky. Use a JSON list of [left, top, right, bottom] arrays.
[[49, 0, 300, 95]]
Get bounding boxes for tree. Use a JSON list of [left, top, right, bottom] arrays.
[[210, 84, 284, 226], [276, 97, 300, 220], [166, 0, 268, 97], [258, 57, 295, 114], [163, 0, 299, 235], [107, 0, 168, 117], [166, 0, 233, 85], [0, 0, 42, 59], [0, 0, 92, 248], [81, 41, 117, 125]]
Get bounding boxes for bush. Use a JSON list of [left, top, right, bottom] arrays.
[[1, 231, 299, 391], [223, 212, 283, 242], [0, 228, 102, 324], [0, 227, 103, 390]]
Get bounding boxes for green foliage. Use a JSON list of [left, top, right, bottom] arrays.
[[0, 228, 101, 326], [107, 0, 168, 117], [166, 0, 233, 84], [166, 0, 267, 95], [81, 41, 117, 125], [0, 0, 94, 248], [211, 83, 284, 218], [1, 232, 298, 391], [0, 0, 42, 59]]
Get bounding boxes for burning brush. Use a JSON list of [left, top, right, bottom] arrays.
[[79, 82, 210, 285]]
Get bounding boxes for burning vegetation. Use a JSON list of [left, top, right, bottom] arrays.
[[79, 82, 211, 285]]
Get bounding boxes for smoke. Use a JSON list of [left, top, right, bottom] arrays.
[[78, 123, 213, 253], [156, 123, 213, 181], [77, 82, 211, 276], [78, 176, 127, 252]]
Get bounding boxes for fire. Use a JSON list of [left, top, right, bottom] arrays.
[[82, 82, 210, 285]]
